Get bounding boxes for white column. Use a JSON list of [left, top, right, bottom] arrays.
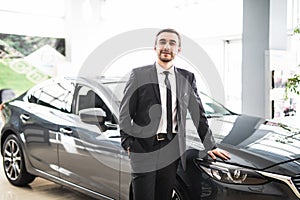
[[242, 0, 287, 118]]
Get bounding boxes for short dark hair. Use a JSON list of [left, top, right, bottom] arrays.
[[155, 28, 181, 47]]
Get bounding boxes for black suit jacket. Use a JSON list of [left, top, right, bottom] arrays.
[[119, 64, 216, 167]]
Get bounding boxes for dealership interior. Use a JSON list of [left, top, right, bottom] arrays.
[[1, 0, 300, 199]]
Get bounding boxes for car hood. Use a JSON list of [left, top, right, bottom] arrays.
[[200, 114, 300, 170]]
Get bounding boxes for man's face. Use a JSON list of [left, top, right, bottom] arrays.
[[154, 32, 181, 63]]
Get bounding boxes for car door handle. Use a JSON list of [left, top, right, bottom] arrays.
[[20, 114, 30, 122], [59, 127, 73, 135]]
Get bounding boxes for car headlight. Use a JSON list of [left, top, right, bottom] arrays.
[[194, 159, 268, 185]]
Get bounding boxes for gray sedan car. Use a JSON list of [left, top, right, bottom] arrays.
[[1, 77, 300, 200]]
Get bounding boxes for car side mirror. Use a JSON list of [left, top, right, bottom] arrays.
[[79, 108, 108, 132]]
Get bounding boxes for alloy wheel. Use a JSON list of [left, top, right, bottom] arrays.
[[3, 138, 22, 181]]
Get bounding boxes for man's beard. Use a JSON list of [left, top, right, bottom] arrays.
[[159, 52, 174, 62]]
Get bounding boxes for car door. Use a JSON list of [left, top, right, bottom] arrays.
[[21, 79, 75, 177], [58, 84, 121, 199]]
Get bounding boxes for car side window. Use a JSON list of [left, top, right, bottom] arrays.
[[75, 85, 115, 123], [28, 80, 75, 113], [27, 89, 41, 104]]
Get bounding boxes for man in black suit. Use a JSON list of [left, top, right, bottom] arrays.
[[119, 28, 230, 200]]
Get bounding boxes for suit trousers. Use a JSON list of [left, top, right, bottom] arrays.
[[131, 136, 180, 200]]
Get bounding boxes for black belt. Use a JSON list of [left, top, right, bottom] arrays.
[[156, 133, 176, 141]]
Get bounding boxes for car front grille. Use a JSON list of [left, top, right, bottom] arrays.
[[292, 174, 300, 194]]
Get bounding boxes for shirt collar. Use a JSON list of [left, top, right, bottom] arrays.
[[155, 62, 175, 75]]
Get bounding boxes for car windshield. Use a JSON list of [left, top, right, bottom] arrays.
[[102, 80, 232, 117]]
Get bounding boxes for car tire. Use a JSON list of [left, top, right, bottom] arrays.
[[172, 179, 190, 200], [2, 134, 35, 186]]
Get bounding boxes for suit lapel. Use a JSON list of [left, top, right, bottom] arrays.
[[174, 67, 185, 99]]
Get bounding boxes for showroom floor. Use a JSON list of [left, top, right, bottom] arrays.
[[0, 155, 94, 200]]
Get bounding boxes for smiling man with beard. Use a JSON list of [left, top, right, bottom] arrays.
[[119, 28, 230, 200]]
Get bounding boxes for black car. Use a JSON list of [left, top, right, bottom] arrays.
[[0, 77, 300, 200]]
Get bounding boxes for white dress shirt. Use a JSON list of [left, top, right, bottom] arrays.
[[155, 63, 178, 134]]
